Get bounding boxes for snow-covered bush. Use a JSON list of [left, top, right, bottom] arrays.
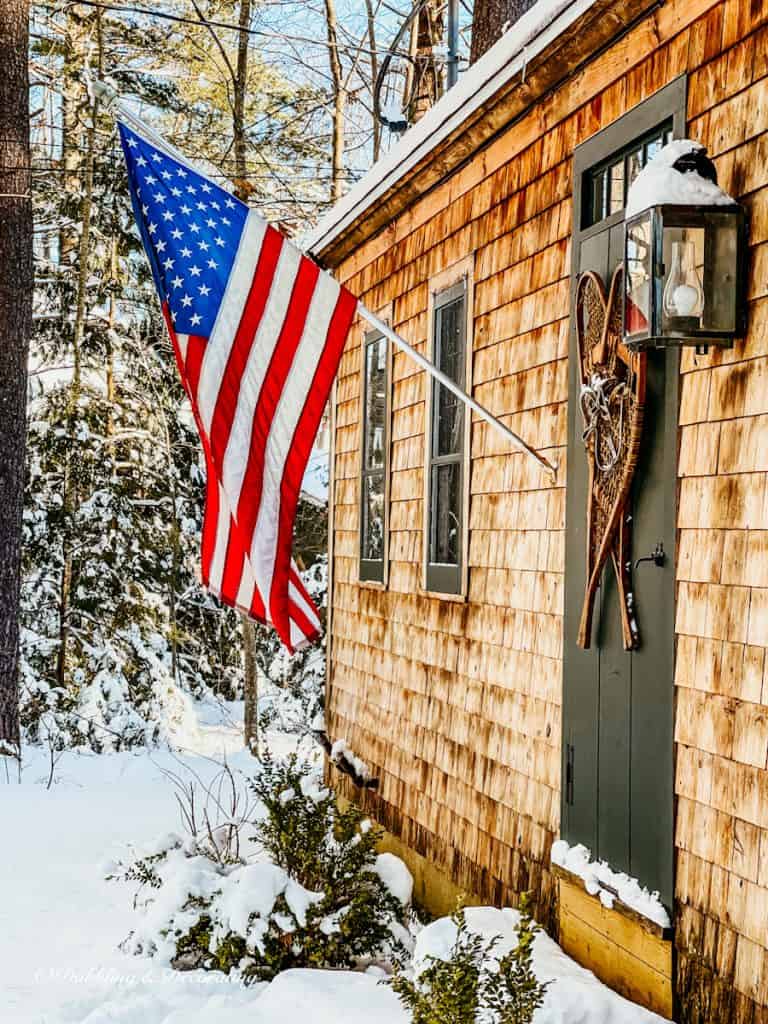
[[115, 754, 412, 982], [392, 899, 547, 1024]]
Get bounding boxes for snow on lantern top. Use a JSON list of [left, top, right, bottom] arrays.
[[623, 140, 747, 350]]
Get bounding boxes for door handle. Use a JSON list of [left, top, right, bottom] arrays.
[[635, 541, 666, 569]]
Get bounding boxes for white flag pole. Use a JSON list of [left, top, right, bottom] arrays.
[[358, 303, 558, 481]]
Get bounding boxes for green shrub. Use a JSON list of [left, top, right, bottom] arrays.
[[118, 752, 412, 982], [392, 898, 547, 1024], [245, 749, 409, 978]]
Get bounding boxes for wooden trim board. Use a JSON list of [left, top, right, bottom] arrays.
[[557, 875, 674, 1019]]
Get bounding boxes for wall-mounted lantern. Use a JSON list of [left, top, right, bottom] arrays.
[[623, 141, 748, 350]]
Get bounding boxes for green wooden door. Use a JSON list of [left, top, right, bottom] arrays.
[[562, 79, 686, 907]]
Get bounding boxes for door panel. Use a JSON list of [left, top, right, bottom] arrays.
[[562, 81, 684, 908]]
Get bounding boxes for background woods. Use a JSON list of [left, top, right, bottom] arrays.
[[9, 0, 479, 753]]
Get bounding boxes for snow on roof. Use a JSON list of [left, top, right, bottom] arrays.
[[304, 0, 597, 259], [625, 139, 736, 218]]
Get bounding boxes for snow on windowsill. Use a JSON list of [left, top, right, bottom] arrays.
[[551, 840, 671, 930]]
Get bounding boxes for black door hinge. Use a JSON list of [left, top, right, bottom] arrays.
[[566, 743, 575, 806]]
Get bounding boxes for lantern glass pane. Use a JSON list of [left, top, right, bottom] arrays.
[[626, 215, 652, 337], [703, 217, 739, 333]]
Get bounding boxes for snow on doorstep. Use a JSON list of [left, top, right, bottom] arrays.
[[551, 839, 671, 929], [415, 907, 672, 1023], [625, 139, 735, 217]]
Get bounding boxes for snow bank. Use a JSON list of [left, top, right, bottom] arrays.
[[551, 840, 670, 929], [625, 139, 734, 217], [415, 906, 672, 1023], [252, 969, 407, 1023]]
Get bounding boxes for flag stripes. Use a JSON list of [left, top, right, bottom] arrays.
[[119, 120, 356, 651]]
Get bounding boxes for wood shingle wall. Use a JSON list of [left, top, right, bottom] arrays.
[[326, 1, 768, 1017]]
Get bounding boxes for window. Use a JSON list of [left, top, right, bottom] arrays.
[[585, 123, 673, 228], [425, 280, 467, 594], [359, 329, 389, 583]]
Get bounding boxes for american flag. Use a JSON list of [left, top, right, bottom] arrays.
[[117, 121, 356, 652]]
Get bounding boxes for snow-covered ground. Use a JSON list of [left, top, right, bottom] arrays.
[[1, 704, 669, 1023]]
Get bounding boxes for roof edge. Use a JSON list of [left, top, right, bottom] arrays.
[[306, 0, 658, 267]]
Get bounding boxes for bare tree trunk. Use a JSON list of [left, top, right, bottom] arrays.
[[57, 11, 101, 691], [232, 0, 251, 194], [470, 0, 536, 63], [408, 0, 443, 124], [242, 618, 259, 754], [324, 0, 346, 202], [227, 0, 261, 752], [0, 0, 33, 758], [364, 0, 380, 162]]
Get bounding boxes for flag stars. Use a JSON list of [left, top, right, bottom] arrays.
[[176, 167, 187, 178], [195, 201, 207, 211], [200, 182, 212, 193], [163, 257, 174, 270], [171, 275, 183, 289], [180, 203, 191, 215], [170, 187, 182, 197], [205, 218, 217, 228], [207, 258, 218, 269], [156, 240, 167, 253], [186, 184, 197, 194], [189, 264, 202, 277], [210, 201, 220, 211], [215, 236, 225, 247], [189, 223, 200, 234], [162, 210, 175, 222], [136, 155, 147, 167], [221, 217, 231, 226], [198, 283, 211, 296], [180, 246, 192, 258], [181, 294, 193, 307], [161, 170, 173, 180], [171, 228, 183, 240], [225, 197, 235, 208], [126, 136, 138, 148], [154, 192, 166, 204], [145, 174, 157, 185], [151, 152, 163, 163], [190, 312, 202, 327], [148, 222, 158, 235], [197, 240, 210, 252]]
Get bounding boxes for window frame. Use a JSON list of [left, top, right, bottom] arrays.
[[583, 122, 674, 230], [423, 260, 473, 598], [358, 322, 392, 585]]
